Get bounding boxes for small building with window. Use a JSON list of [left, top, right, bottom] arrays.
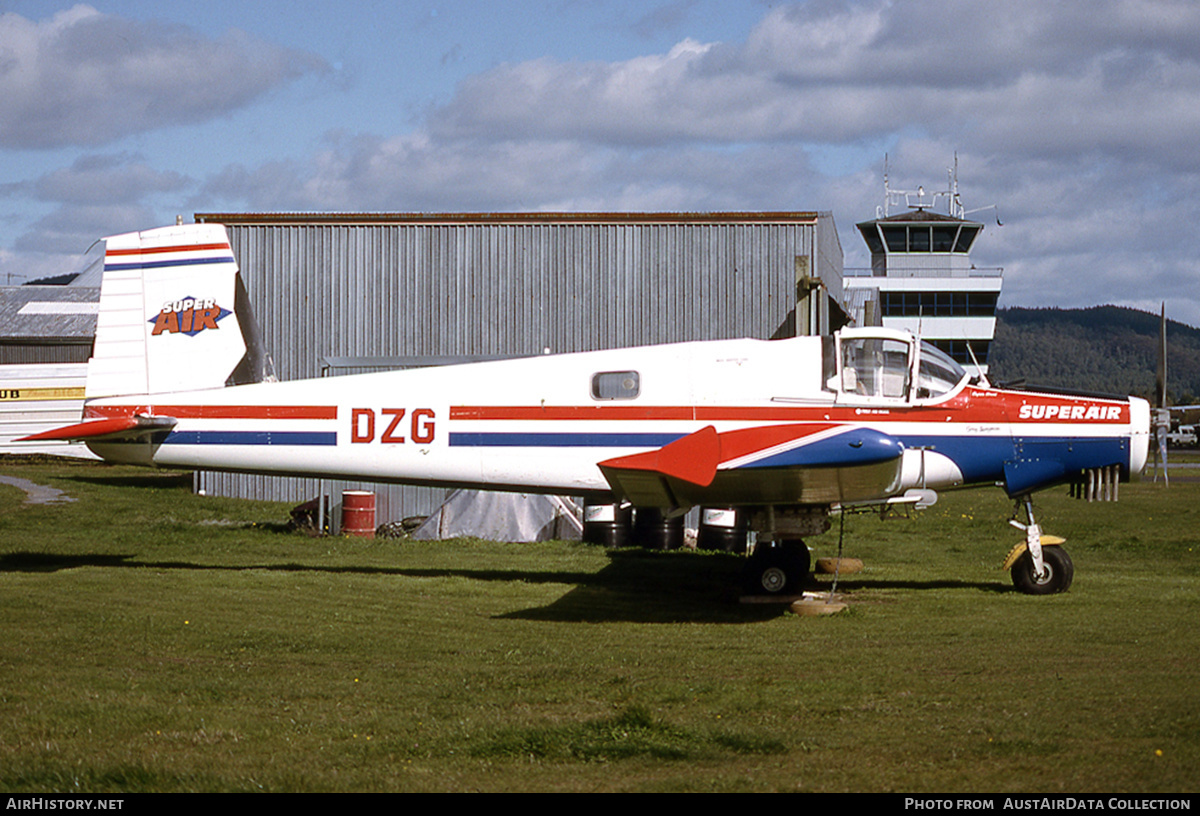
[[843, 186, 1002, 380], [0, 284, 99, 456]]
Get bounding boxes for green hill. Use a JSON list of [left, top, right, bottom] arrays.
[[988, 306, 1200, 403]]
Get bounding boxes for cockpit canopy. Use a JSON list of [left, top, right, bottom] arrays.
[[825, 328, 968, 403], [916, 340, 969, 399]]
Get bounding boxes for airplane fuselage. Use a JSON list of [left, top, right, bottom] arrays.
[[79, 334, 1150, 507]]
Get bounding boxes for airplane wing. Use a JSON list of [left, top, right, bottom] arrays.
[[17, 414, 178, 443], [597, 423, 905, 511]]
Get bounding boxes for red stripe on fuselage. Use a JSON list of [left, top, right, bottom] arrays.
[[452, 389, 1129, 425], [105, 243, 231, 258], [86, 404, 338, 420]]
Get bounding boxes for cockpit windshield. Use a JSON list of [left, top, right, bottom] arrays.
[[839, 336, 912, 399], [826, 331, 969, 403], [917, 342, 967, 399]]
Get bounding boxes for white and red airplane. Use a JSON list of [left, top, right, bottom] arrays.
[[22, 224, 1151, 597]]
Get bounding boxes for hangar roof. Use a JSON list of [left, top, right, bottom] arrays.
[[0, 286, 99, 342], [196, 211, 823, 226]]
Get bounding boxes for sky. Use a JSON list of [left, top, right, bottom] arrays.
[[2, 0, 1199, 326]]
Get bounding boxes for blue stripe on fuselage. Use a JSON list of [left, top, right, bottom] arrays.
[[164, 430, 337, 446], [105, 256, 235, 272]]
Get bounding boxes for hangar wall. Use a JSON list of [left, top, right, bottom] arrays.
[[191, 212, 843, 522]]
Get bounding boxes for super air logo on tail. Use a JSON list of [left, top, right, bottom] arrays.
[[85, 224, 250, 399], [150, 297, 232, 336]]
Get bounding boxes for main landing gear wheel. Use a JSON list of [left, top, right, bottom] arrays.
[[742, 540, 810, 597], [1011, 546, 1074, 595]]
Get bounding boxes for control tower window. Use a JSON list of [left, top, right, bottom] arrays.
[[860, 226, 884, 255], [932, 226, 957, 252], [882, 226, 907, 252], [871, 222, 980, 254], [880, 291, 999, 318], [954, 226, 980, 253]]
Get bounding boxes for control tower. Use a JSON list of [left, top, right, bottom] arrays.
[[843, 162, 1002, 379]]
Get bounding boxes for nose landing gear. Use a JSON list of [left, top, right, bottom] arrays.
[[1006, 497, 1074, 594]]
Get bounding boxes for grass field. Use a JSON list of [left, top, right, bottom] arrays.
[[1, 456, 1198, 793]]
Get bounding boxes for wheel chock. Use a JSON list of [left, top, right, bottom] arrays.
[[814, 557, 863, 575], [790, 592, 848, 616]]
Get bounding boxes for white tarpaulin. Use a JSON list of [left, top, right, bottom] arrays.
[[410, 490, 583, 542]]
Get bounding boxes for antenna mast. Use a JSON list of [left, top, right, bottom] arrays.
[[878, 154, 1000, 224], [879, 154, 966, 218]]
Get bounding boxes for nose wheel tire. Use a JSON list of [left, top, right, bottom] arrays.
[[1011, 546, 1074, 595], [742, 540, 811, 597], [759, 566, 788, 593]]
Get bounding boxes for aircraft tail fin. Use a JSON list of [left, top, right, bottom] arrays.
[[85, 223, 275, 400]]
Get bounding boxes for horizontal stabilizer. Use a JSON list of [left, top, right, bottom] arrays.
[[17, 415, 177, 443], [599, 425, 720, 486], [597, 426, 720, 509]]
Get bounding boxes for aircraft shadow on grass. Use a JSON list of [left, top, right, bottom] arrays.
[[0, 548, 762, 623], [504, 555, 1009, 623], [0, 548, 1007, 624], [60, 472, 195, 490]]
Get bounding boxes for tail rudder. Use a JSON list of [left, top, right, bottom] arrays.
[[86, 223, 274, 400]]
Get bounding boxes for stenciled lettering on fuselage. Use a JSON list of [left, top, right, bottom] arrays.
[[350, 407, 436, 444], [1017, 404, 1125, 421], [149, 296, 232, 336]]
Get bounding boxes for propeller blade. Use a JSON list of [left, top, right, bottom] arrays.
[[1157, 302, 1168, 409], [1155, 303, 1169, 485]]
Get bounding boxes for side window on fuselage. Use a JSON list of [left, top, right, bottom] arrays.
[[592, 370, 640, 400]]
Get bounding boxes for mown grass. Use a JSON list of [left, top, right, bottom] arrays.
[[1, 456, 1198, 792]]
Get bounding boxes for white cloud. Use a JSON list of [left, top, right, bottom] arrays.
[[200, 128, 834, 216], [30, 153, 190, 204], [417, 0, 1200, 169], [18, 203, 156, 251], [0, 152, 191, 253], [0, 4, 328, 149]]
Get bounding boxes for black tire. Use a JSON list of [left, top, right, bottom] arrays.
[[1011, 546, 1074, 595], [742, 540, 811, 596]]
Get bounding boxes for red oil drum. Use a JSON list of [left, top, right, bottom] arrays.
[[342, 490, 376, 537]]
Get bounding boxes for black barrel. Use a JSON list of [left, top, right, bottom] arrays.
[[697, 507, 748, 553], [632, 507, 684, 550], [582, 500, 633, 547]]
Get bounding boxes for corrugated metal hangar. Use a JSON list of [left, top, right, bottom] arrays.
[[189, 211, 846, 522]]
